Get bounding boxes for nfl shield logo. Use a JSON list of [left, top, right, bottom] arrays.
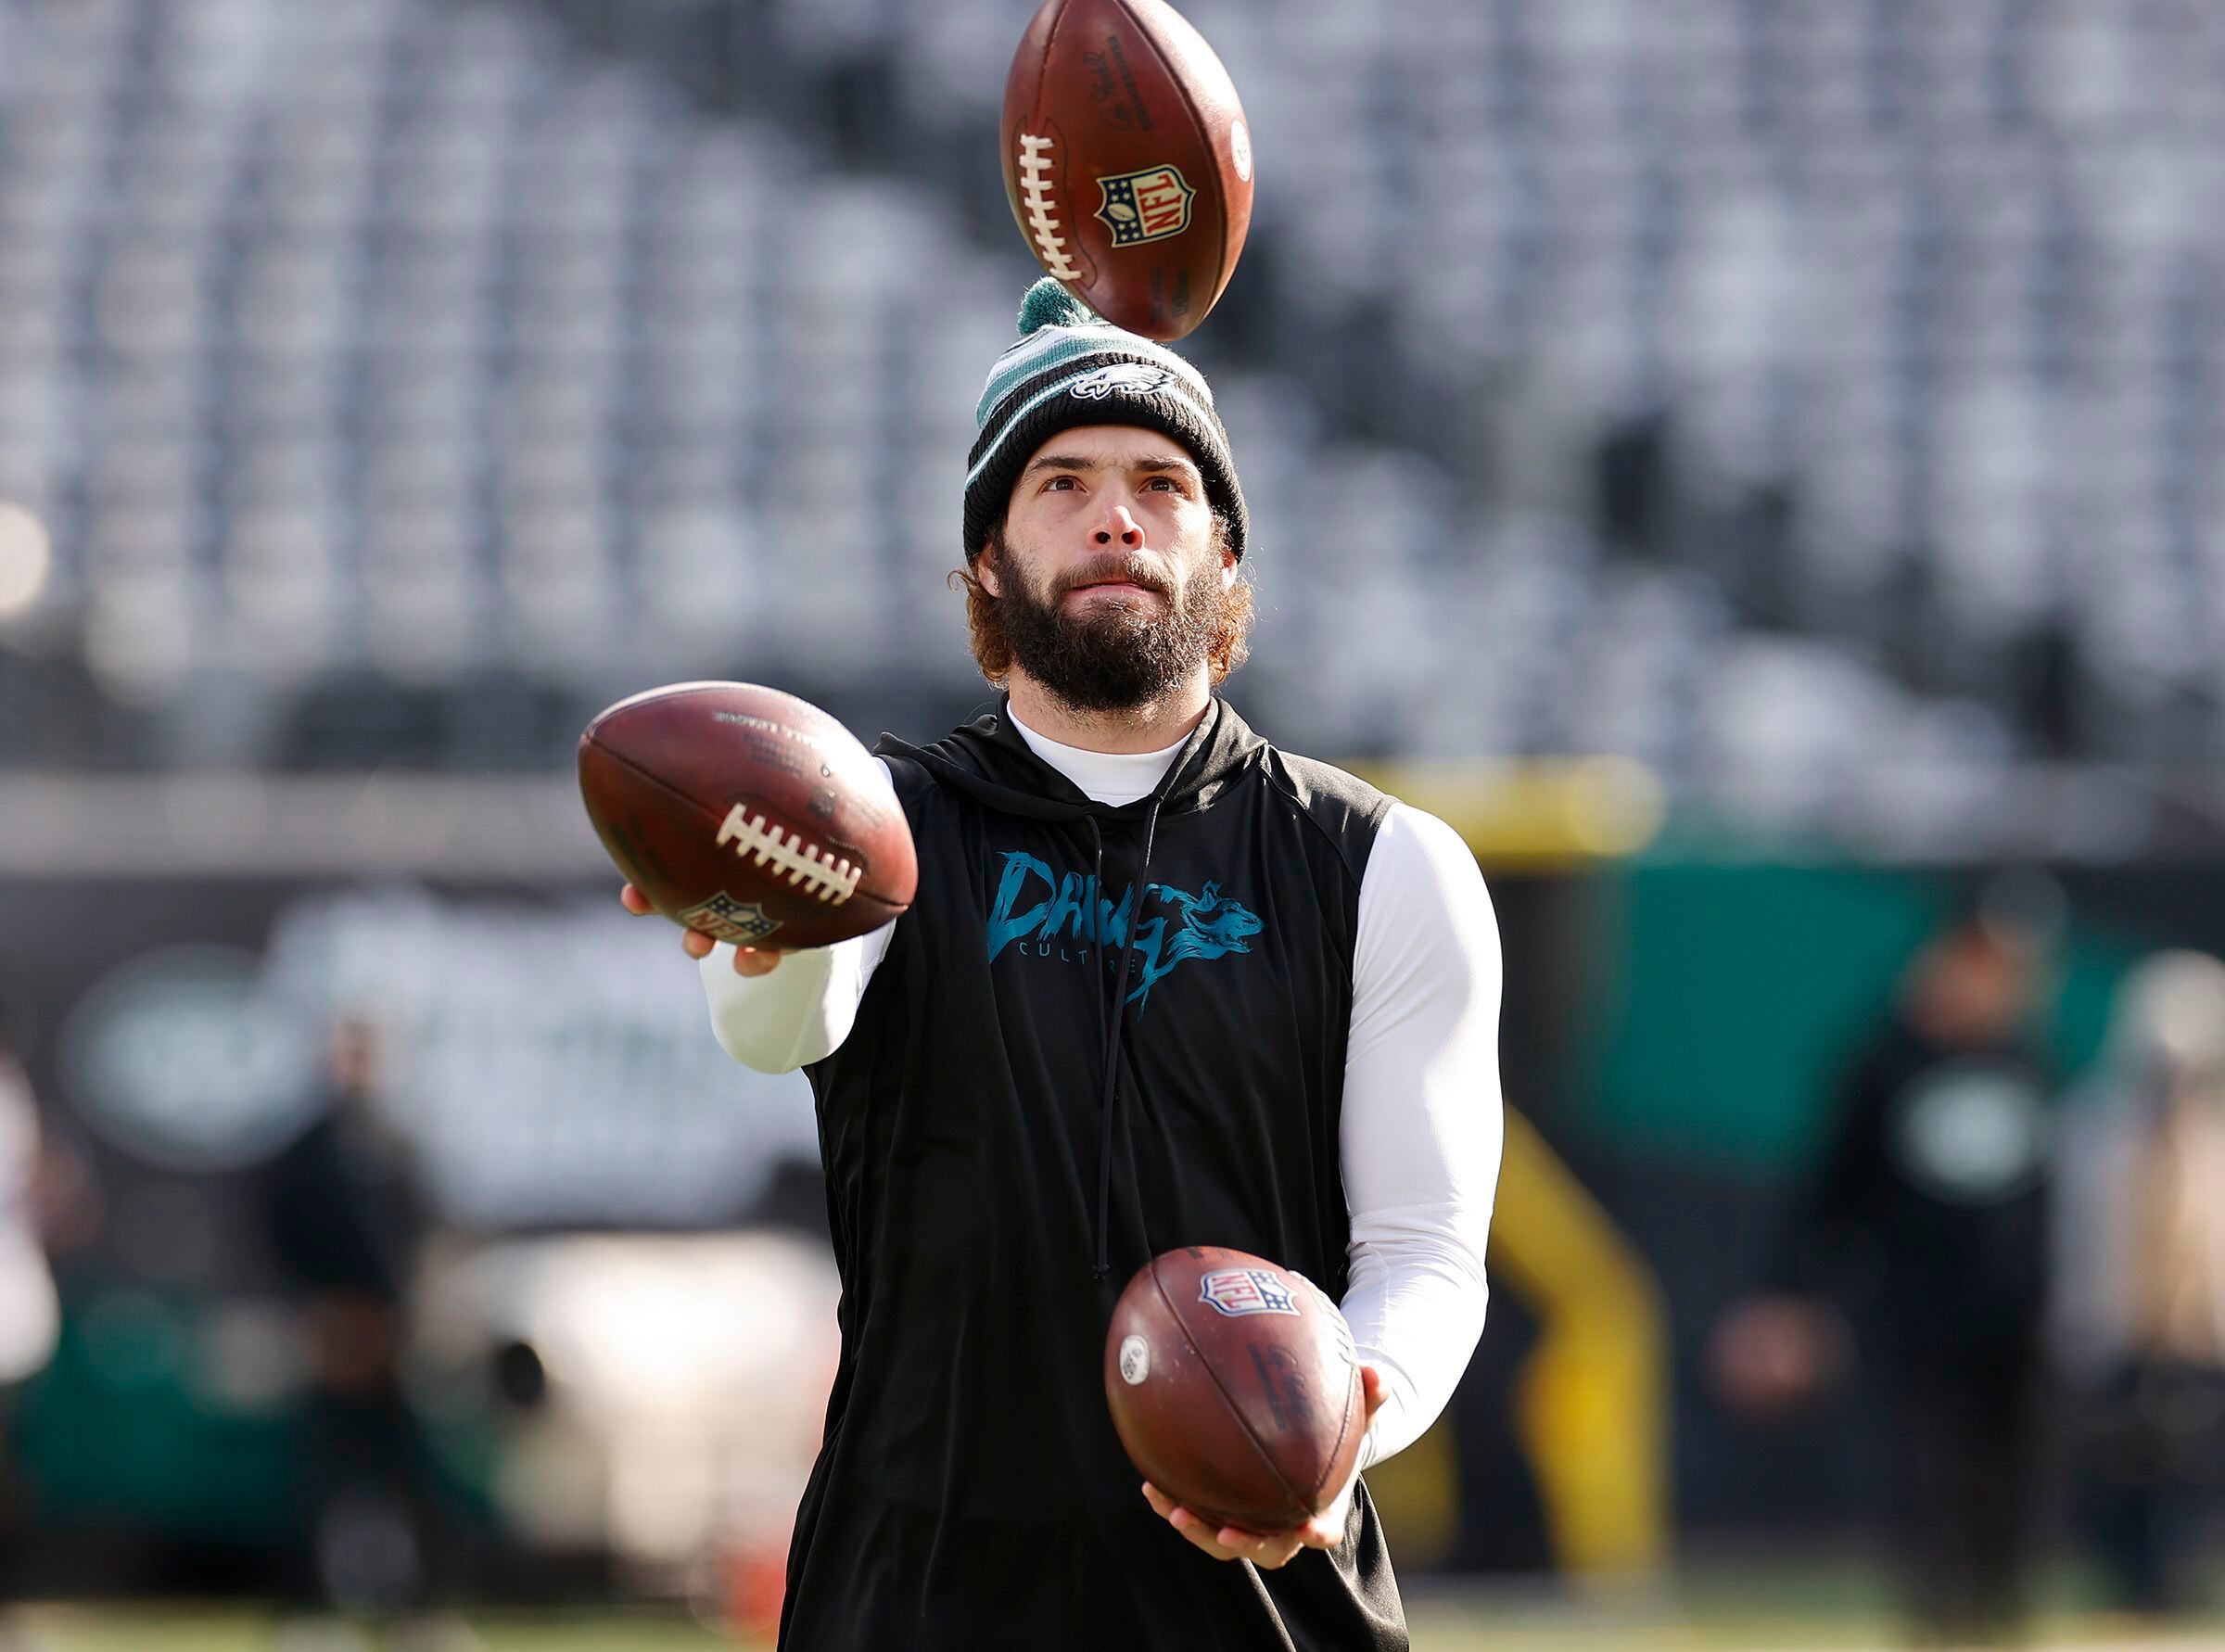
[[676, 892, 782, 946], [1095, 165, 1195, 247], [1197, 1267, 1300, 1318]]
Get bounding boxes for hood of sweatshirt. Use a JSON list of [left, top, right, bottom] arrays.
[[872, 694, 1266, 825]]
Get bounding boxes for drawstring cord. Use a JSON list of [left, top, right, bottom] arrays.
[[1085, 814, 1111, 1124], [1090, 793, 1164, 1283]]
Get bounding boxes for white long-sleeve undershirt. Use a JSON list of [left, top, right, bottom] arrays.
[[700, 716, 1504, 1469]]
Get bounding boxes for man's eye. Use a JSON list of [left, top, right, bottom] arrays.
[[1046, 476, 1078, 491]]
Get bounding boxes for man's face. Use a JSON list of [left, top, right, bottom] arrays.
[[1922, 930, 2041, 1045], [980, 425, 1237, 713], [329, 1019, 383, 1096]]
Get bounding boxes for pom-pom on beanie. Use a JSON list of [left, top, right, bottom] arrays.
[[962, 279, 1248, 561]]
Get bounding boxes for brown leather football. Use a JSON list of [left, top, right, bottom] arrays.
[[1105, 1246, 1366, 1532], [578, 682, 916, 951], [1003, 0, 1252, 340]]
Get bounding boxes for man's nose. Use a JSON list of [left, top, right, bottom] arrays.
[[1092, 503, 1145, 549]]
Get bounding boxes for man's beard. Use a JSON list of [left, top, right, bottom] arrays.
[[987, 535, 1223, 715]]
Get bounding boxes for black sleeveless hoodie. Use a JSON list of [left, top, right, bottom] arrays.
[[780, 696, 1404, 1651]]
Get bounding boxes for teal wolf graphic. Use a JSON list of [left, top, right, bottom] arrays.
[[985, 850, 1264, 1010]]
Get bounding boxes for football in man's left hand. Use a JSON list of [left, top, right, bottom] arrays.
[[1105, 1246, 1370, 1534]]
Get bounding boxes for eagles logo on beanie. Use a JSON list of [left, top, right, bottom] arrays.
[[963, 279, 1249, 562]]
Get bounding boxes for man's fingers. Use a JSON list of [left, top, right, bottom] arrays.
[[1175, 1512, 1248, 1562], [620, 883, 782, 974], [1213, 1523, 1303, 1569], [1143, 1484, 1312, 1568], [1164, 1507, 1238, 1560], [1143, 1485, 1240, 1561]]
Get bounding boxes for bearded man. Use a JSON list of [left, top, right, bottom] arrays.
[[621, 282, 1504, 1650]]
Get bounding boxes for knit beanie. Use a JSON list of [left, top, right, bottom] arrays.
[[963, 279, 1248, 562]]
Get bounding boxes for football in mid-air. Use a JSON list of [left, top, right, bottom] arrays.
[[578, 682, 916, 951], [1104, 1245, 1366, 1531], [1002, 0, 1252, 340]]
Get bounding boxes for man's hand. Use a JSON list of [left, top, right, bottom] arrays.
[[1141, 1364, 1386, 1569], [618, 882, 781, 976]]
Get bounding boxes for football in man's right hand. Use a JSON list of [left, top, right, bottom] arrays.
[[578, 681, 916, 951]]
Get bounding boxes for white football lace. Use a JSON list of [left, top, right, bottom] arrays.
[[716, 806, 861, 906], [1017, 133, 1083, 283]]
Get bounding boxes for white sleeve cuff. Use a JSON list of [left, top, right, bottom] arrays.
[[1343, 1211, 1493, 1468], [700, 918, 894, 1073]]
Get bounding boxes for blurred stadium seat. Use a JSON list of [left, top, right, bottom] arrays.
[[2, 0, 2221, 844]]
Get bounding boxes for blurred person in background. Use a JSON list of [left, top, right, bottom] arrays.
[[0, 1014, 62, 1635], [2053, 950, 2225, 1620], [257, 1016, 453, 1647], [1713, 872, 2064, 1647]]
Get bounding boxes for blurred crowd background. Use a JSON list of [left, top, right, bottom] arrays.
[[3, 0, 2225, 1646]]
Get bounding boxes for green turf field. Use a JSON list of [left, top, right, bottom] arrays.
[[13, 1592, 2224, 1652]]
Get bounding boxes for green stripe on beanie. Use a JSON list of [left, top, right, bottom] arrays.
[[963, 279, 1248, 562]]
